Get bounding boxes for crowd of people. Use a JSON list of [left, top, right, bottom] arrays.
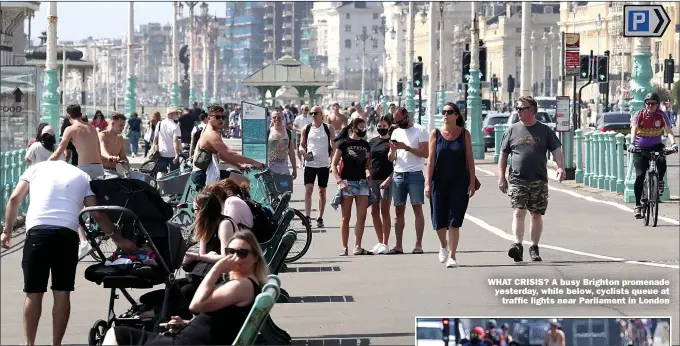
[[1, 91, 677, 345]]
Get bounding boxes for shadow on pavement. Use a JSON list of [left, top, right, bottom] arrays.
[[292, 259, 352, 265], [287, 295, 355, 303], [284, 266, 342, 273], [307, 332, 414, 339]]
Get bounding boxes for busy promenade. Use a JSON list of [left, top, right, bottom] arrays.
[[2, 135, 678, 345]]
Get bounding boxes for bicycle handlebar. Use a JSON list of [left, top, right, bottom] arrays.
[[630, 148, 677, 156]]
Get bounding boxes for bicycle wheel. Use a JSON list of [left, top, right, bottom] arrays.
[[642, 178, 650, 226], [284, 209, 313, 263], [649, 174, 660, 227]]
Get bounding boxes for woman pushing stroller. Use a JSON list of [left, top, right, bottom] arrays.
[[102, 231, 267, 345]]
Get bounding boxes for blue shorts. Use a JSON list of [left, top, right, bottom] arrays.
[[343, 180, 370, 197], [392, 171, 425, 207]]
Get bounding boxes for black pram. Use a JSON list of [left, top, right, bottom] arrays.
[[81, 178, 189, 345]]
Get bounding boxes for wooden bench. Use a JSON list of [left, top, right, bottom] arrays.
[[232, 275, 282, 345]]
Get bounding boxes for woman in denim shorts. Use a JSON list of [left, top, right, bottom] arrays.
[[331, 118, 372, 256], [367, 115, 394, 255]]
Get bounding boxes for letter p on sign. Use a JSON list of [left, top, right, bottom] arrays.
[[629, 10, 649, 32]]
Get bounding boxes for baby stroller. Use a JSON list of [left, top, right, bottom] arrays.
[[80, 178, 189, 345]]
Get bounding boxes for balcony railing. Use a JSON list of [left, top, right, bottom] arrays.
[[283, 33, 293, 41], [264, 11, 273, 19], [233, 16, 254, 25], [283, 10, 293, 17]]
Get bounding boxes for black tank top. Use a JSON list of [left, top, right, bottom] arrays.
[[172, 277, 261, 345]]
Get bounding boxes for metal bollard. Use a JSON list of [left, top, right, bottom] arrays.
[[607, 132, 617, 191], [585, 132, 593, 186], [592, 133, 600, 188], [623, 134, 635, 203], [597, 132, 607, 189], [493, 124, 503, 164], [604, 132, 613, 191], [615, 133, 625, 193], [575, 129, 583, 183]]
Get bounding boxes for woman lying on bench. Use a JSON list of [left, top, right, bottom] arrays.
[[103, 231, 267, 345]]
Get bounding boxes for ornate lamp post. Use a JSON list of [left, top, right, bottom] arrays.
[[377, 14, 391, 116], [436, 1, 446, 121], [542, 32, 549, 96], [467, 2, 484, 159], [124, 1, 136, 118], [170, 1, 181, 107], [199, 2, 210, 107], [355, 26, 376, 106], [41, 2, 60, 138], [548, 27, 556, 97], [185, 1, 199, 105], [529, 31, 536, 95], [211, 30, 223, 105], [595, 14, 603, 113]]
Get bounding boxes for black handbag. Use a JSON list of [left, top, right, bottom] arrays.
[[194, 147, 212, 170]]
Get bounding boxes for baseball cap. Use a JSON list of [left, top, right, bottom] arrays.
[[41, 125, 55, 136]]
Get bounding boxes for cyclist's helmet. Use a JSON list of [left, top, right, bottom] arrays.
[[487, 319, 497, 329], [471, 326, 486, 340], [644, 92, 660, 103], [501, 323, 509, 330]]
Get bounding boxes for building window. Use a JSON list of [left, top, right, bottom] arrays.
[[372, 39, 378, 49], [345, 39, 352, 49], [515, 27, 521, 34], [515, 47, 521, 57], [346, 13, 351, 19], [372, 25, 379, 33], [544, 6, 553, 14], [373, 13, 379, 19], [345, 25, 351, 32], [544, 27, 551, 33]]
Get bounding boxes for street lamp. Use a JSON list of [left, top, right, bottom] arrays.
[[548, 27, 556, 97], [436, 1, 446, 126], [41, 2, 60, 138], [355, 26, 376, 106], [170, 1, 181, 107], [595, 14, 603, 113], [124, 1, 136, 119], [542, 32, 549, 96], [199, 2, 211, 107], [184, 1, 199, 105], [530, 30, 536, 95]]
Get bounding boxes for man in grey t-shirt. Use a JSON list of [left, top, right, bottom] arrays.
[[498, 96, 565, 263]]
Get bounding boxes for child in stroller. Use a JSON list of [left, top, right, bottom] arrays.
[[82, 178, 190, 345]]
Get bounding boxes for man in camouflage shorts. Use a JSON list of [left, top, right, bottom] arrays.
[[498, 96, 565, 262]]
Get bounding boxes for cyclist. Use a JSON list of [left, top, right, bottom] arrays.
[[629, 92, 678, 218]]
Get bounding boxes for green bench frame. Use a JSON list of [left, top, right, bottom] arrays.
[[232, 275, 282, 345]]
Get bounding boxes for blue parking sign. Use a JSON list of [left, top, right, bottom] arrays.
[[628, 10, 649, 32]]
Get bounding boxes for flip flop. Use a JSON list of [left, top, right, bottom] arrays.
[[386, 248, 404, 255], [412, 248, 424, 254], [353, 248, 373, 255]]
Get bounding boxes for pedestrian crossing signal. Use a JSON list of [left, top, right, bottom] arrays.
[[397, 80, 404, 96], [597, 56, 609, 83]]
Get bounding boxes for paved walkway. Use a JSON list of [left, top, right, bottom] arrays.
[[1, 139, 679, 345]]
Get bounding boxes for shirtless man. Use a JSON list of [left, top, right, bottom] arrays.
[[326, 102, 347, 138], [189, 104, 264, 189], [99, 113, 129, 175], [49, 104, 105, 259], [50, 104, 105, 179]]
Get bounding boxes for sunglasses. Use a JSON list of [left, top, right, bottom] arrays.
[[212, 114, 224, 120], [442, 110, 457, 115], [516, 106, 531, 111], [645, 102, 658, 106], [310, 111, 319, 115], [226, 247, 251, 258]]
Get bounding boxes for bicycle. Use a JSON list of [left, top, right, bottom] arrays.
[[631, 147, 676, 227], [251, 166, 312, 263]]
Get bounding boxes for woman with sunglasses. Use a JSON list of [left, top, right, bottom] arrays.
[[425, 102, 476, 268], [331, 118, 373, 256], [367, 115, 394, 255], [91, 110, 108, 132], [180, 189, 239, 302], [103, 231, 267, 345]]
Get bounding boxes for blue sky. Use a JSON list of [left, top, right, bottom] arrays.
[[30, 1, 226, 42]]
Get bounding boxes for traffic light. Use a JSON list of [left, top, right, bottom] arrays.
[[397, 80, 404, 96], [479, 47, 487, 82], [413, 62, 423, 89], [442, 319, 450, 345], [664, 58, 675, 84], [491, 75, 499, 92], [507, 75, 515, 93], [579, 55, 590, 80], [462, 51, 471, 83], [596, 56, 609, 83]]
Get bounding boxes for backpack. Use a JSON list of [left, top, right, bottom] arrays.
[[303, 123, 332, 157], [243, 198, 276, 243]]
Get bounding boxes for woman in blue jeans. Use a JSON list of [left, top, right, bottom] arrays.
[[331, 118, 372, 256]]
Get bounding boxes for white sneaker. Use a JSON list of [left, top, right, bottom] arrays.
[[78, 241, 92, 260], [369, 243, 382, 254], [438, 248, 448, 263], [446, 258, 458, 268], [376, 244, 389, 254]]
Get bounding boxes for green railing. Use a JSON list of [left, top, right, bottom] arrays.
[[1, 150, 30, 225], [492, 126, 671, 201]]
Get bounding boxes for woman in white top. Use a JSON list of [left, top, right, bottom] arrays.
[[25, 125, 63, 165]]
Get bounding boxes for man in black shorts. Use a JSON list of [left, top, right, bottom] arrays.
[[298, 105, 336, 228], [1, 160, 136, 345]]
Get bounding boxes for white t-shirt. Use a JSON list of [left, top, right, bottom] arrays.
[[25, 142, 64, 164], [390, 124, 429, 173], [20, 160, 94, 232], [155, 118, 181, 158], [293, 115, 312, 133], [305, 123, 331, 168]]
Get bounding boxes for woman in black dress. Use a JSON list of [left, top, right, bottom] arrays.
[[425, 103, 477, 268], [102, 231, 268, 345]]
